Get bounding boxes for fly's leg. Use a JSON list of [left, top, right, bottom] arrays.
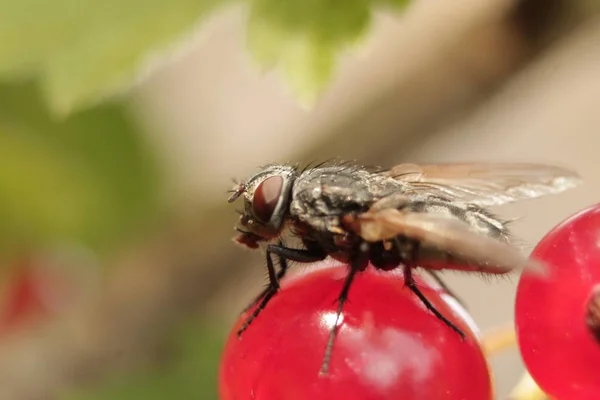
[[319, 243, 369, 375], [237, 244, 327, 337], [422, 269, 468, 309], [242, 246, 288, 313], [369, 193, 411, 212], [403, 242, 466, 339]]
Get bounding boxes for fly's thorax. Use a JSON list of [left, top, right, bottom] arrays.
[[290, 167, 404, 226]]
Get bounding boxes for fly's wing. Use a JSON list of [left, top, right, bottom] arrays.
[[351, 208, 545, 275], [385, 163, 581, 206]]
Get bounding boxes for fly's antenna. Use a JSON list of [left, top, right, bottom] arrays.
[[228, 180, 246, 203]]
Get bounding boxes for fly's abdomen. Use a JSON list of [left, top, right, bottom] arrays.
[[406, 196, 509, 242], [398, 197, 514, 273]]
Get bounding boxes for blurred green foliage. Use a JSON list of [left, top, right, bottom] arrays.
[[0, 0, 410, 116], [0, 81, 161, 258], [0, 0, 231, 115], [62, 320, 226, 400], [248, 0, 409, 104]]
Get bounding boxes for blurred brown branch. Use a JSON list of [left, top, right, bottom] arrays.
[[0, 1, 593, 399]]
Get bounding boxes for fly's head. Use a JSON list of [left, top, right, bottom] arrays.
[[228, 164, 297, 248]]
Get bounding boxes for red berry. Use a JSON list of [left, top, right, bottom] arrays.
[[515, 204, 600, 400], [0, 250, 99, 334], [219, 263, 492, 400], [0, 265, 47, 332]]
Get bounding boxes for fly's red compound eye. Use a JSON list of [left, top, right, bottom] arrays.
[[253, 176, 283, 222]]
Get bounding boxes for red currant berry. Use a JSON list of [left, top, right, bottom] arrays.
[[515, 204, 600, 400], [219, 263, 492, 400], [0, 250, 99, 334], [0, 264, 48, 332]]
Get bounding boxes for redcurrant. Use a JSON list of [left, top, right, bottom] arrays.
[[220, 263, 492, 400], [516, 204, 600, 400]]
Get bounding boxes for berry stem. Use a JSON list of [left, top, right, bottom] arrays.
[[585, 285, 600, 343], [508, 371, 547, 400], [481, 323, 516, 355]]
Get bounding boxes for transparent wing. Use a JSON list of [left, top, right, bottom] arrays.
[[386, 163, 581, 206], [352, 208, 545, 274]]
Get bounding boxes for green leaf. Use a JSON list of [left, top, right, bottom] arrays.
[[0, 0, 231, 116], [61, 321, 225, 400], [247, 0, 411, 105], [0, 80, 161, 255]]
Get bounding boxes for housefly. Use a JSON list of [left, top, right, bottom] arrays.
[[227, 161, 581, 374]]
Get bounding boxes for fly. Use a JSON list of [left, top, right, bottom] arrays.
[[227, 161, 581, 375]]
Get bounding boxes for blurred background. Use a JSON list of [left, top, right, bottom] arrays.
[[0, 0, 599, 398]]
